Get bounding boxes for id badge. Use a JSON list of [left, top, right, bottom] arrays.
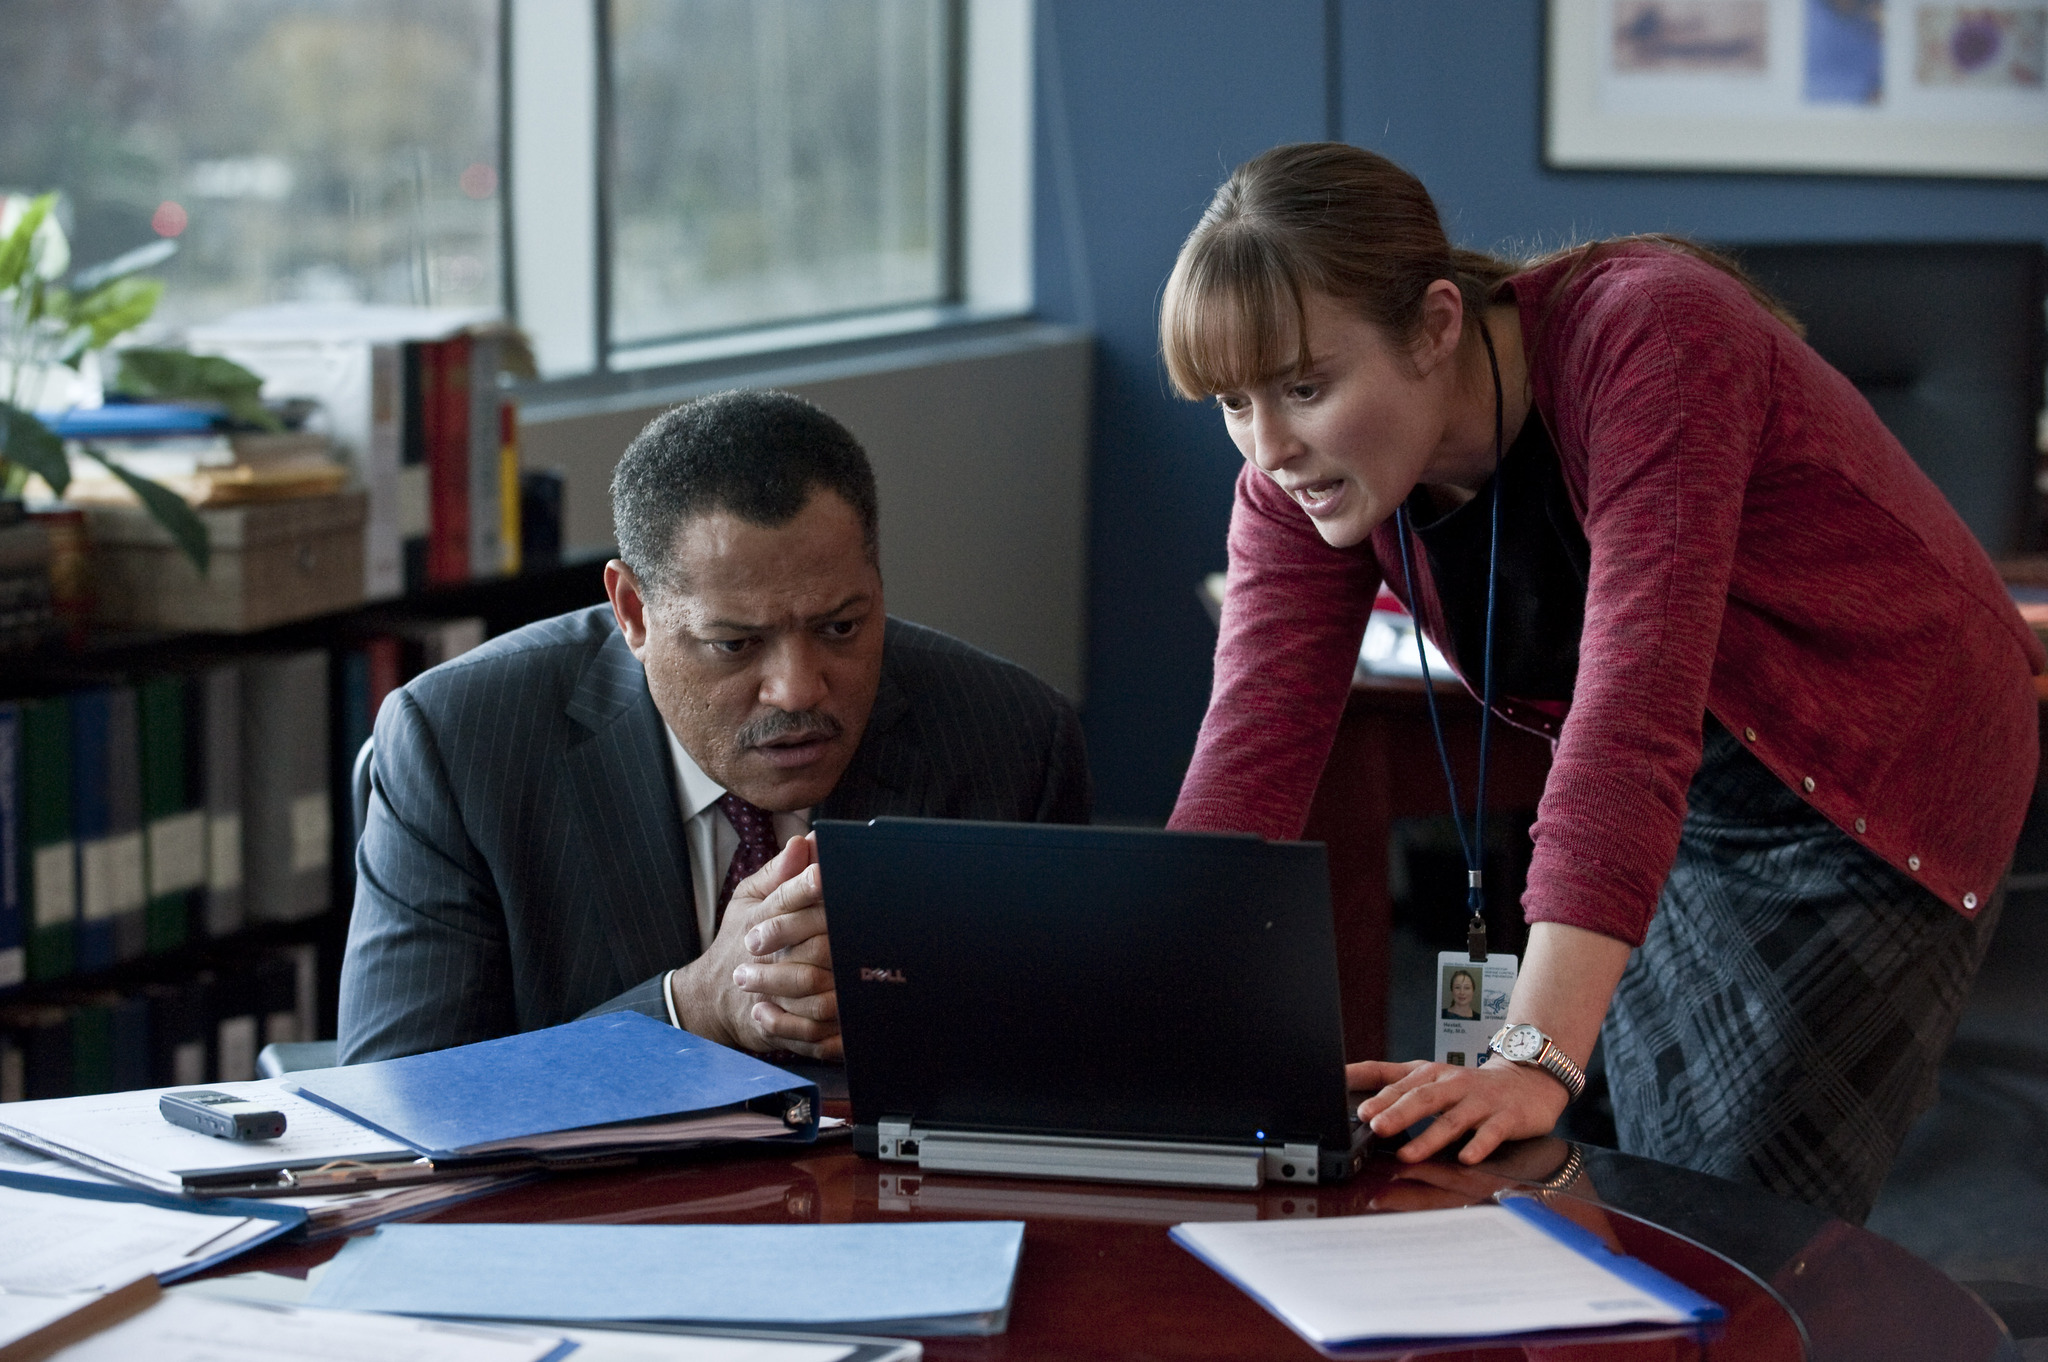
[[1434, 950, 1518, 1067]]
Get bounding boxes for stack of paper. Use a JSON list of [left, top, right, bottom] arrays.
[[0, 1182, 300, 1289], [1, 1136, 523, 1239], [182, 1270, 925, 1362], [24, 1294, 576, 1362], [1171, 1199, 1723, 1351], [0, 1082, 423, 1198], [0, 1278, 160, 1361], [304, 1221, 1027, 1336]]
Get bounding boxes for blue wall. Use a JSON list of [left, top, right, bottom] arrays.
[[1042, 0, 2048, 821]]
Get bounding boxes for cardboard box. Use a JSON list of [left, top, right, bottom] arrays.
[[84, 491, 366, 633]]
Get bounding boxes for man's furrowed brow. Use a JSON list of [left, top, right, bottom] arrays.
[[806, 592, 872, 625], [696, 593, 871, 634]]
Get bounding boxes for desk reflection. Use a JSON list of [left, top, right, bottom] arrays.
[[210, 1134, 2009, 1362]]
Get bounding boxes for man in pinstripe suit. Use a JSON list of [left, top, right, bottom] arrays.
[[339, 391, 1091, 1063]]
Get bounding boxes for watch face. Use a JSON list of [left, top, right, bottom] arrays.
[[1500, 1025, 1545, 1061]]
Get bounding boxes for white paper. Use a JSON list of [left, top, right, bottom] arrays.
[[0, 1184, 271, 1292], [0, 1135, 115, 1183], [1174, 1205, 1697, 1345], [2, 1134, 515, 1239], [0, 1286, 108, 1351], [0, 1081, 410, 1189], [176, 1276, 880, 1361], [51, 1294, 569, 1362]]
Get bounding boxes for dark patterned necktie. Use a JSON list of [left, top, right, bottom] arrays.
[[715, 793, 780, 930]]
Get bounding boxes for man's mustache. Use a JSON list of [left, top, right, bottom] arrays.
[[737, 709, 844, 748]]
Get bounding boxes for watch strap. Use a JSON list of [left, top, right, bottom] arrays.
[[1488, 1025, 1588, 1104]]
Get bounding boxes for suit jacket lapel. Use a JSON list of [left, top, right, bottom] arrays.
[[821, 641, 927, 820], [561, 627, 699, 979]]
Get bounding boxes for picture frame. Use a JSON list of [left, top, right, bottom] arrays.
[[1546, 0, 2048, 177]]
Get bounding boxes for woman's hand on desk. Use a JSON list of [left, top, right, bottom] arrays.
[[1347, 1057, 1569, 1165], [668, 833, 843, 1061]]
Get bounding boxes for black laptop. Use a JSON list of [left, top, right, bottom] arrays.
[[814, 818, 1366, 1189]]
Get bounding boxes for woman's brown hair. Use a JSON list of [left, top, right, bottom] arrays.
[[1159, 142, 1798, 400]]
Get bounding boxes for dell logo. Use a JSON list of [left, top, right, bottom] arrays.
[[860, 967, 907, 983]]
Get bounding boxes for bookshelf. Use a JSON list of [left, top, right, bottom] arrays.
[[1, 553, 610, 1100]]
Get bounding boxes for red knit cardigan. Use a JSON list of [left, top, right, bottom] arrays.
[[1169, 245, 2042, 945]]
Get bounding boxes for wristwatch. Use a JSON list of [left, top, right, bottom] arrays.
[[1487, 1023, 1587, 1104]]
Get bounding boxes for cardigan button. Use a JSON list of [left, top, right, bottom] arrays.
[[1801, 776, 1815, 793], [1908, 855, 1922, 872], [1743, 727, 1757, 742], [1854, 818, 1867, 834], [1964, 892, 1979, 910]]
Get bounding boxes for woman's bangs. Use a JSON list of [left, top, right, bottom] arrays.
[[1161, 236, 1309, 399]]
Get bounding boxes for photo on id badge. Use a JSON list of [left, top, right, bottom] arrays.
[[1435, 951, 1518, 1066]]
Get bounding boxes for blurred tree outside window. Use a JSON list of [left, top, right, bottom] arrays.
[[0, 0, 501, 339], [609, 0, 954, 351]]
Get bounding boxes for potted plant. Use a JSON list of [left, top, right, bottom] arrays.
[[0, 193, 210, 572]]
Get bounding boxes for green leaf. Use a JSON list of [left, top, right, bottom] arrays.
[[81, 445, 210, 576], [0, 193, 54, 292], [61, 275, 163, 349], [113, 347, 281, 430], [0, 401, 70, 494]]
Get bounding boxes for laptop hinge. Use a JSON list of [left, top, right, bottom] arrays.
[[881, 1124, 1267, 1189], [1262, 1142, 1321, 1185]]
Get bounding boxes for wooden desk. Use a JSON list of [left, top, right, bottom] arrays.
[[220, 1135, 2007, 1361], [1304, 676, 1554, 1062]]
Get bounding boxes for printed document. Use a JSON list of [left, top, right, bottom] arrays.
[[0, 1080, 411, 1192], [1172, 1202, 1718, 1347], [47, 1294, 572, 1362], [0, 1184, 275, 1293]]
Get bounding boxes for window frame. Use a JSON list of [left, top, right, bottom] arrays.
[[505, 0, 1031, 384]]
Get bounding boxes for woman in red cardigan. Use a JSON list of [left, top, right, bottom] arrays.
[[1163, 142, 2040, 1222]]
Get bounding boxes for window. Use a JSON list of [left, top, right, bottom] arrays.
[[0, 0, 1028, 379], [513, 0, 1028, 379], [608, 0, 957, 352], [0, 0, 501, 334]]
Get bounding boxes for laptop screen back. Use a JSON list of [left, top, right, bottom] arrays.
[[817, 819, 1353, 1151]]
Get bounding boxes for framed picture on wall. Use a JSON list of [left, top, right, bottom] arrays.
[[1546, 0, 2048, 176]]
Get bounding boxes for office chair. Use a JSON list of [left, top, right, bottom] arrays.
[[1725, 242, 2047, 556], [352, 735, 375, 847]]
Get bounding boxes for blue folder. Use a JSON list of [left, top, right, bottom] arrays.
[[43, 403, 223, 438], [286, 1012, 818, 1162], [306, 1221, 1025, 1336]]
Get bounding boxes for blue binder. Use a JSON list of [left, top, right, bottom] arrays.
[[287, 1012, 818, 1162]]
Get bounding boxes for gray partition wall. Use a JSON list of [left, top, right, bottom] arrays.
[[517, 324, 1094, 703]]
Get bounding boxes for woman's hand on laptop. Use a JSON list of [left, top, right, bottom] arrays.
[[1346, 1058, 1567, 1166], [668, 833, 842, 1060]]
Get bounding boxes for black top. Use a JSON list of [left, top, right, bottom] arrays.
[[1401, 411, 1591, 704]]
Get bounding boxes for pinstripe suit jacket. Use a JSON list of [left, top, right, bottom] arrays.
[[338, 604, 1091, 1062]]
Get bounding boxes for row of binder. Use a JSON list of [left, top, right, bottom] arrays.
[[0, 616, 487, 996], [0, 943, 315, 1102], [0, 655, 330, 986]]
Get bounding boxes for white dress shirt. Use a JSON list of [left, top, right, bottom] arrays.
[[660, 724, 811, 1028]]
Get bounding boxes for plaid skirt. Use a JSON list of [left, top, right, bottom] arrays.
[[1599, 717, 2001, 1224]]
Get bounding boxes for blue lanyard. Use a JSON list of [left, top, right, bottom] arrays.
[[1390, 320, 1506, 962]]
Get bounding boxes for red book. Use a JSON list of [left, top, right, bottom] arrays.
[[424, 336, 472, 585], [364, 635, 402, 727]]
